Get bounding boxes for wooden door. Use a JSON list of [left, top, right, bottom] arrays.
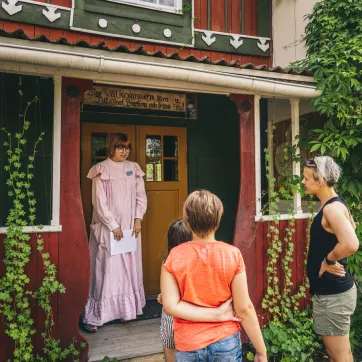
[[138, 126, 188, 296], [81, 124, 188, 297], [81, 123, 136, 231]]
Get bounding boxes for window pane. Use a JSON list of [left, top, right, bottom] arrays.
[[159, 0, 174, 6], [142, 0, 158, 4], [0, 75, 53, 226], [146, 160, 162, 182], [163, 136, 178, 157], [92, 133, 107, 157], [146, 135, 161, 158], [164, 159, 178, 181]]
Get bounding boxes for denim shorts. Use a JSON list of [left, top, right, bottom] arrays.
[[313, 284, 357, 336], [175, 332, 242, 362]]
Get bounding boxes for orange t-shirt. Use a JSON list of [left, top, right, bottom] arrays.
[[163, 241, 245, 352]]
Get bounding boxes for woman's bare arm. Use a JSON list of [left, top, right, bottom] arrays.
[[324, 203, 359, 261]]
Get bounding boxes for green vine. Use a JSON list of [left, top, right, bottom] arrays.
[[251, 133, 324, 362], [0, 98, 85, 361], [290, 0, 362, 279]]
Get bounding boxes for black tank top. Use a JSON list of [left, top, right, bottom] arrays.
[[307, 196, 354, 295]]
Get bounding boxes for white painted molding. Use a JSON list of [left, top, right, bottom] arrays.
[[255, 212, 313, 222], [0, 225, 62, 234], [0, 40, 321, 98], [291, 98, 302, 214], [254, 95, 262, 218], [51, 76, 62, 227], [105, 0, 183, 14], [12, 0, 71, 11]]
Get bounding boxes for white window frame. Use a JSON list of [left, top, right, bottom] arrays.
[[254, 95, 312, 222], [105, 0, 183, 14], [0, 76, 62, 234]]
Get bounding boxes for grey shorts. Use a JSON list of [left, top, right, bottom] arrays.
[[313, 284, 357, 336]]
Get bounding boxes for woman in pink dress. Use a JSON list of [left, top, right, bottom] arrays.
[[83, 133, 147, 333]]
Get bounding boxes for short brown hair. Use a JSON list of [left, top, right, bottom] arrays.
[[108, 133, 132, 158], [183, 190, 223, 238]]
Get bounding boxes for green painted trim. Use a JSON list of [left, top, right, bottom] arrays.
[[85, 0, 185, 27], [0, 2, 70, 30], [195, 30, 270, 56], [257, 0, 271, 38], [73, 9, 193, 45], [73, 0, 193, 45]]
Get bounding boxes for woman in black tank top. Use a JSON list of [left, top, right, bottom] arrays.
[[303, 156, 359, 362]]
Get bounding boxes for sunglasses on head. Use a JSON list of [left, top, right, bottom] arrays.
[[304, 159, 317, 167]]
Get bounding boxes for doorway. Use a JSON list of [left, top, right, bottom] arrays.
[[80, 123, 188, 296]]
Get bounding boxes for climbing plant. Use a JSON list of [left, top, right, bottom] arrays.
[[248, 133, 324, 362], [290, 0, 362, 278], [0, 98, 85, 361]]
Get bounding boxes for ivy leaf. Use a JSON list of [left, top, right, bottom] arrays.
[[309, 143, 321, 152]]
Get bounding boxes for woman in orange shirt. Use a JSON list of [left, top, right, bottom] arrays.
[[161, 190, 267, 362]]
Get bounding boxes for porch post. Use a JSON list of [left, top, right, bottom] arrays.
[[51, 76, 62, 227], [58, 78, 93, 360], [230, 94, 257, 304], [291, 98, 302, 214]]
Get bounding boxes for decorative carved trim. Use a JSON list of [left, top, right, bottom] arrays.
[[43, 6, 62, 23], [2, 0, 22, 16], [196, 30, 270, 57]]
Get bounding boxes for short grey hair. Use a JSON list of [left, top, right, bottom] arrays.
[[310, 156, 341, 187]]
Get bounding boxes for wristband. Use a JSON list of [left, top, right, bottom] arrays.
[[325, 255, 336, 265]]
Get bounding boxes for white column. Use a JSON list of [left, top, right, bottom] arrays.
[[51, 76, 62, 226], [291, 98, 302, 214], [267, 102, 274, 201], [254, 95, 262, 218]]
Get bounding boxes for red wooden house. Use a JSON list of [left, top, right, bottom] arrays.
[[0, 0, 320, 360]]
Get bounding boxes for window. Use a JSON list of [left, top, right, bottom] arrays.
[[105, 0, 182, 12], [256, 97, 323, 221], [0, 74, 54, 229], [146, 134, 179, 182]]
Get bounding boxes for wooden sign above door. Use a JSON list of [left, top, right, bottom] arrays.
[[84, 86, 186, 112]]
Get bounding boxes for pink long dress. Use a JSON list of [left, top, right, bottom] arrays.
[[83, 158, 147, 326]]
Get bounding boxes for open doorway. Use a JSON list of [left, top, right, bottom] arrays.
[[80, 123, 188, 360]]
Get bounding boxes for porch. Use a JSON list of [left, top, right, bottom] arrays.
[[80, 319, 164, 362]]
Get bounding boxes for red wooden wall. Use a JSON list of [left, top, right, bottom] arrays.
[[29, 0, 72, 6], [194, 0, 258, 35], [0, 233, 60, 361], [0, 78, 92, 361], [255, 219, 310, 323]]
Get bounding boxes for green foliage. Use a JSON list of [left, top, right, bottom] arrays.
[[102, 358, 119, 362], [260, 135, 309, 323], [254, 133, 323, 362], [261, 310, 323, 362], [290, 0, 362, 278], [0, 99, 84, 361]]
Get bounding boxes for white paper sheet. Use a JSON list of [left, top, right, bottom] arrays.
[[110, 229, 137, 256]]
